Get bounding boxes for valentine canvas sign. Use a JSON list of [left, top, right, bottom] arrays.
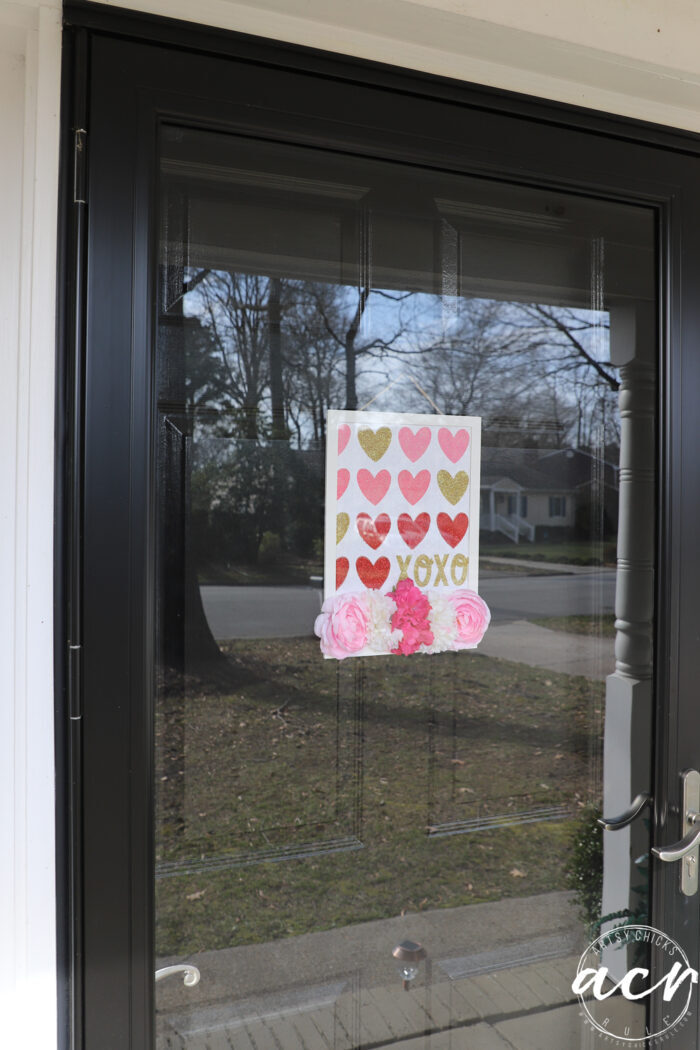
[[315, 409, 490, 659]]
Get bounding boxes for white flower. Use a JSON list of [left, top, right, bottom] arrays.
[[422, 591, 458, 653], [366, 591, 402, 653]]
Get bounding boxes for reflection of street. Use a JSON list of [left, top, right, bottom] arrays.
[[200, 584, 322, 640], [481, 568, 615, 624], [201, 568, 616, 677], [201, 569, 616, 637]]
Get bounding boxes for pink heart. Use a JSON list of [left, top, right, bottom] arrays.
[[398, 469, 430, 505], [398, 426, 431, 462], [438, 428, 469, 463], [338, 424, 351, 455], [337, 469, 350, 499], [357, 469, 391, 505]]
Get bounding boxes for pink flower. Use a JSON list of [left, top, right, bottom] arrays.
[[449, 589, 491, 648], [315, 593, 370, 659], [388, 579, 434, 655]]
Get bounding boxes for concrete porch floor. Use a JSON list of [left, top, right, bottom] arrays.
[[156, 892, 643, 1049]]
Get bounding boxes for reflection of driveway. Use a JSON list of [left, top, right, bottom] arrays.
[[478, 620, 614, 680], [201, 571, 616, 641], [200, 585, 322, 640]]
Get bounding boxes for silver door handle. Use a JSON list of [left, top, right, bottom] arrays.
[[598, 792, 652, 831], [650, 769, 700, 896], [652, 819, 700, 862]]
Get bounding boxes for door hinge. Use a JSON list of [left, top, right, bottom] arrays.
[[68, 642, 82, 720], [73, 128, 87, 205]]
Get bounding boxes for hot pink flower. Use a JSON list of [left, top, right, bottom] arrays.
[[388, 579, 434, 654], [449, 589, 491, 648], [315, 593, 370, 659]]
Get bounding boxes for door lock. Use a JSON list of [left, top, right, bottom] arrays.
[[652, 769, 700, 896]]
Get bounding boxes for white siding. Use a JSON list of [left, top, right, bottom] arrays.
[[0, 4, 61, 1048], [526, 492, 576, 528]]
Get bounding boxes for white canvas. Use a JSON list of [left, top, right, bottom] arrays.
[[324, 409, 482, 599], [315, 409, 489, 659]]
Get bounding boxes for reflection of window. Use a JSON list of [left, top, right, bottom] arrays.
[[520, 495, 528, 517], [549, 496, 566, 517]]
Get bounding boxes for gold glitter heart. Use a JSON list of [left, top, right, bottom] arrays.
[[336, 512, 349, 544], [438, 469, 469, 506], [358, 427, 392, 462]]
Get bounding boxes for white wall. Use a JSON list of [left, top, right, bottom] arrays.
[[3, 1, 700, 1049], [0, 3, 61, 1047]]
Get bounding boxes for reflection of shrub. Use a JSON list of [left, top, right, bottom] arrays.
[[191, 442, 324, 566], [566, 803, 603, 931], [259, 531, 282, 564], [566, 803, 650, 944]]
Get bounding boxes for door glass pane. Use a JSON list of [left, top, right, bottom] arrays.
[[154, 127, 656, 1049]]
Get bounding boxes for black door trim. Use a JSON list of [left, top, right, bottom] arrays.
[[62, 0, 700, 157]]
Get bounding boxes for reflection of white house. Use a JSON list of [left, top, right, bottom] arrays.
[[480, 447, 619, 543]]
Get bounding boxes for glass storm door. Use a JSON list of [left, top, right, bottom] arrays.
[[70, 22, 700, 1050], [153, 134, 657, 1050]]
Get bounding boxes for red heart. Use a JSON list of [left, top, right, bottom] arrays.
[[356, 556, 390, 590], [397, 512, 430, 549], [336, 557, 349, 588], [357, 513, 391, 550], [437, 512, 469, 548]]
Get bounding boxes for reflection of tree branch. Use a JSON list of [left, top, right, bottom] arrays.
[[344, 283, 370, 409], [373, 290, 413, 302], [520, 304, 618, 391], [301, 284, 413, 410]]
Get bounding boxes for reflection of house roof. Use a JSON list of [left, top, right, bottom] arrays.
[[481, 475, 523, 491], [481, 447, 618, 493]]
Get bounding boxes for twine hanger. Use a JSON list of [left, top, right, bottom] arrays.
[[359, 373, 443, 414]]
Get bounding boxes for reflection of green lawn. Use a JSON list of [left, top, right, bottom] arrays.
[[198, 556, 323, 586], [532, 614, 616, 637], [155, 639, 602, 956], [480, 542, 616, 566]]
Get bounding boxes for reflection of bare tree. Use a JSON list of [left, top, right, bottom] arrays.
[[282, 282, 345, 445], [514, 304, 617, 391], [197, 272, 272, 439], [420, 299, 531, 416], [509, 304, 618, 450], [190, 275, 412, 442], [188, 276, 619, 451], [406, 298, 617, 450], [308, 283, 412, 411]]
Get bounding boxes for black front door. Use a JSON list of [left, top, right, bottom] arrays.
[[61, 11, 700, 1049]]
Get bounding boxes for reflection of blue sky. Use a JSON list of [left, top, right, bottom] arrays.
[[183, 270, 613, 449]]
